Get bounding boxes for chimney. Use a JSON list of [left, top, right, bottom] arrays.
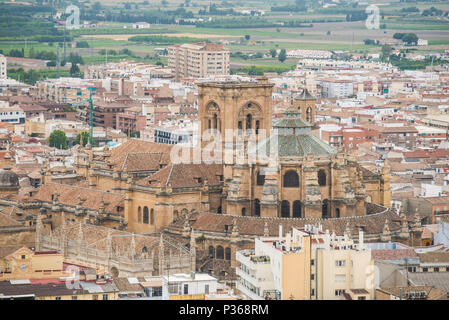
[[359, 228, 364, 249], [286, 232, 291, 251]]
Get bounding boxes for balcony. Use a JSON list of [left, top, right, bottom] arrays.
[[236, 282, 264, 301]]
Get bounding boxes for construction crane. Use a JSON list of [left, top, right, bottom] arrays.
[[68, 87, 96, 146]]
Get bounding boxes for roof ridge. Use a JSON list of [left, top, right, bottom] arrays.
[[43, 182, 125, 197], [166, 163, 175, 188]]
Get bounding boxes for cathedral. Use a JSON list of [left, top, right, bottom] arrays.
[[0, 77, 423, 280], [66, 76, 392, 233]]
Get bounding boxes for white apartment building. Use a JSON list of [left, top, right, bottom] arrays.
[[321, 80, 354, 98], [0, 102, 25, 124], [168, 42, 230, 81], [0, 54, 6, 80], [236, 224, 374, 300], [163, 273, 218, 299]]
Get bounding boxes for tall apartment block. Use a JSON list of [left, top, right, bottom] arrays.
[[168, 42, 230, 81]]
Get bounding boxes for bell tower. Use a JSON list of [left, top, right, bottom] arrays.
[[294, 88, 316, 125], [197, 77, 274, 216]]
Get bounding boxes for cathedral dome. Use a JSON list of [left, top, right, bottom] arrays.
[[0, 168, 19, 189]]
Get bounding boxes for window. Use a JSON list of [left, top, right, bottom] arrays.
[[358, 296, 366, 300], [71, 296, 77, 300], [283, 171, 299, 188], [293, 200, 301, 218], [208, 246, 215, 258], [311, 259, 315, 266], [318, 170, 326, 187], [102, 294, 108, 300], [143, 207, 149, 224], [281, 200, 290, 218], [311, 274, 315, 280], [184, 284, 189, 295], [322, 200, 329, 219], [55, 297, 61, 300], [311, 289, 315, 296], [225, 247, 231, 261], [246, 114, 252, 130], [152, 286, 162, 297], [169, 284, 181, 294], [254, 199, 261, 217], [241, 208, 246, 216], [216, 246, 224, 259], [205, 285, 209, 294], [336, 208, 340, 218], [21, 255, 26, 260], [335, 260, 346, 267], [434, 267, 439, 272], [335, 289, 345, 296], [256, 170, 265, 186], [423, 267, 428, 272], [335, 274, 346, 282]]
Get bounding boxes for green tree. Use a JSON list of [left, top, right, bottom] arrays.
[[402, 33, 418, 45], [70, 63, 81, 77], [269, 48, 277, 58], [75, 131, 89, 147], [381, 44, 392, 62], [49, 130, 68, 150], [278, 49, 287, 63]]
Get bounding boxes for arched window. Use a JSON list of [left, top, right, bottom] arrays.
[[213, 114, 218, 129], [281, 200, 290, 218], [318, 170, 326, 187], [143, 207, 149, 224], [142, 246, 148, 254], [238, 121, 242, 131], [241, 208, 246, 216], [293, 201, 301, 218], [254, 199, 261, 217], [322, 200, 329, 219], [256, 120, 260, 135], [336, 208, 340, 218], [225, 247, 231, 261], [217, 206, 222, 214], [283, 170, 299, 188], [256, 170, 265, 186], [208, 246, 215, 258], [208, 119, 211, 129], [138, 206, 142, 223], [150, 209, 154, 225], [246, 114, 252, 130], [306, 107, 312, 123], [216, 246, 224, 259]]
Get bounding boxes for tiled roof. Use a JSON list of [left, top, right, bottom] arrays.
[[32, 183, 124, 215], [112, 152, 168, 172], [137, 163, 223, 189], [171, 203, 399, 237], [418, 252, 449, 264], [108, 139, 173, 164], [371, 249, 417, 261], [378, 285, 447, 300], [407, 272, 449, 294]]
